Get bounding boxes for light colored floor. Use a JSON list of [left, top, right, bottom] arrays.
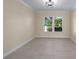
[[4, 38, 76, 59]]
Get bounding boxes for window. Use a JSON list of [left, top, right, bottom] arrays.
[[44, 16, 63, 32], [54, 16, 62, 32], [44, 16, 52, 32]]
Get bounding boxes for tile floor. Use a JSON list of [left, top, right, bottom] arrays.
[[4, 38, 76, 59]]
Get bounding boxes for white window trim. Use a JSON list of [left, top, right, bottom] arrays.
[[43, 16, 63, 32]]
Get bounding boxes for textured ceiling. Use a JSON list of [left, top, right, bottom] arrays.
[[23, 0, 76, 10]]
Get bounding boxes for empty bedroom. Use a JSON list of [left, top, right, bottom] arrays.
[[3, 0, 76, 59]]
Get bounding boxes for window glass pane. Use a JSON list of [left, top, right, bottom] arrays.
[[44, 16, 52, 32], [54, 16, 62, 32]]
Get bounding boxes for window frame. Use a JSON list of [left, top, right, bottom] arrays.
[[43, 16, 63, 32], [53, 16, 63, 32], [43, 16, 53, 32]]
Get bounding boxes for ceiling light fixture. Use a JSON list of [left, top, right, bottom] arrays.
[[42, 0, 57, 7], [46, 0, 55, 7]]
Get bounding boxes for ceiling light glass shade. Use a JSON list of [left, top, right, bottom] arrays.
[[52, 0, 57, 4], [42, 0, 57, 7], [46, 1, 54, 7]]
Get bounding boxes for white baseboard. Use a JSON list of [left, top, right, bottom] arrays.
[[70, 37, 76, 43], [35, 36, 70, 39], [3, 37, 34, 58]]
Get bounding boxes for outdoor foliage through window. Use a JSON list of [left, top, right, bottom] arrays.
[[44, 16, 62, 32], [54, 16, 62, 32], [44, 17, 52, 32]]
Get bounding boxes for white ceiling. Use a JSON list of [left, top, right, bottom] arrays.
[[22, 0, 76, 10]]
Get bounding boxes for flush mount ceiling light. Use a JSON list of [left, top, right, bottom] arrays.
[[42, 0, 57, 7], [46, 0, 54, 7]]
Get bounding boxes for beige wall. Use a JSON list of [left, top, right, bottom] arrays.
[[35, 11, 71, 38], [3, 0, 35, 54], [71, 11, 76, 43]]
